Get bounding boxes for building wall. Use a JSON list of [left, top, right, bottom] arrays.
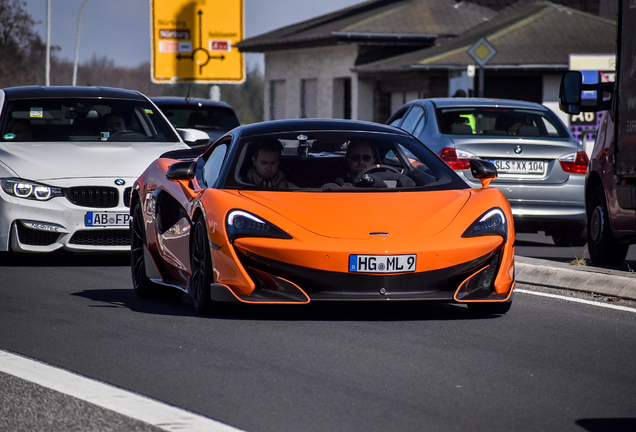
[[264, 45, 369, 121]]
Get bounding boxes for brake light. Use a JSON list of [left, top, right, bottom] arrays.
[[438, 147, 474, 170], [559, 151, 589, 174]]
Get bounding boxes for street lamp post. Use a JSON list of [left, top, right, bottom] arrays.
[[45, 0, 50, 86], [72, 0, 90, 86]]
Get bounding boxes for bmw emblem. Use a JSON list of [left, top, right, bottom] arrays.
[[114, 179, 125, 186], [514, 145, 523, 155]]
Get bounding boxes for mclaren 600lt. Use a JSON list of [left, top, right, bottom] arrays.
[[130, 119, 515, 315]]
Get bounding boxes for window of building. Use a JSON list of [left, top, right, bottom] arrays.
[[301, 79, 317, 118], [269, 80, 286, 120]]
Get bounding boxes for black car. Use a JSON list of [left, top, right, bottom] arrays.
[[151, 97, 240, 145]]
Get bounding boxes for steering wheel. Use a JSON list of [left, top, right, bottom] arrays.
[[107, 131, 151, 142], [353, 164, 402, 183]]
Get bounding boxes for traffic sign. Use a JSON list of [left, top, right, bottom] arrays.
[[150, 0, 244, 83], [467, 38, 497, 67]]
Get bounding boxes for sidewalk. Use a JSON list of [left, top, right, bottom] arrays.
[[516, 256, 636, 301]]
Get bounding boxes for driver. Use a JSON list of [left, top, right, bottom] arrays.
[[330, 140, 376, 184], [103, 112, 127, 135]]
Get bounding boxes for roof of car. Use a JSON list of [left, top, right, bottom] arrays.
[[150, 97, 234, 110], [416, 97, 548, 110], [236, 118, 412, 137], [1, 86, 148, 101]]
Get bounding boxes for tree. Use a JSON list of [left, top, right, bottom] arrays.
[[0, 0, 46, 87]]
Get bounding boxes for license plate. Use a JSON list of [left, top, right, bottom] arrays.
[[85, 212, 130, 226], [492, 159, 544, 174], [349, 254, 416, 273]]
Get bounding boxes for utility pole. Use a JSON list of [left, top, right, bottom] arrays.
[[45, 0, 50, 86], [72, 0, 90, 86]]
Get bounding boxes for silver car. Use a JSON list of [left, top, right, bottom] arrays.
[[387, 98, 587, 246]]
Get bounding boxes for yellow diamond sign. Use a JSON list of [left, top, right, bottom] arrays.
[[467, 38, 497, 67], [151, 0, 244, 83]]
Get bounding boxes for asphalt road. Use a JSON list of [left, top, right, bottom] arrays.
[[516, 232, 636, 270], [1, 252, 635, 432]]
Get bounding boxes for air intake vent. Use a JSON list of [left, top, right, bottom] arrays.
[[69, 230, 130, 246], [16, 222, 60, 246], [66, 187, 119, 208]]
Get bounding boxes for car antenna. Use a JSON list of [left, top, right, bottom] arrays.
[[186, 85, 191, 103]]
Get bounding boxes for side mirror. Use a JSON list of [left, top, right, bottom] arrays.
[[559, 71, 583, 115], [176, 128, 211, 147], [166, 160, 196, 180], [470, 159, 497, 188]]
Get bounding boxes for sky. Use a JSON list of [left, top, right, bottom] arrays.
[[23, 0, 365, 71]]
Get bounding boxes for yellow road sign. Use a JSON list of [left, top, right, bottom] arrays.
[[151, 0, 244, 83]]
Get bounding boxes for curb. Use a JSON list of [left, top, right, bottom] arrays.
[[515, 256, 636, 302]]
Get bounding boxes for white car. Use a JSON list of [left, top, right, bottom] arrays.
[[0, 86, 192, 254]]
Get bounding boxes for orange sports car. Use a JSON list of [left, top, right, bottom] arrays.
[[130, 119, 515, 315]]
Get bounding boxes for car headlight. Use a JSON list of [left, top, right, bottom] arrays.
[[1, 179, 64, 201], [226, 210, 292, 243], [462, 208, 507, 241]]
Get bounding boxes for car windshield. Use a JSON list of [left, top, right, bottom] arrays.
[[158, 105, 240, 132], [435, 106, 569, 138], [217, 131, 467, 192], [1, 98, 180, 143]]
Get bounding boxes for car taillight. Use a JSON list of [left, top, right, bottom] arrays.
[[438, 147, 474, 170], [559, 151, 589, 174]]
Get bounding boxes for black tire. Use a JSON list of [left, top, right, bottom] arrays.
[[552, 227, 587, 247], [587, 185, 629, 265], [190, 217, 214, 315], [467, 301, 512, 315], [130, 201, 157, 298]]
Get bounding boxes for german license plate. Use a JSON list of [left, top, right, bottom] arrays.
[[349, 254, 416, 273], [492, 159, 544, 174], [85, 212, 130, 226]]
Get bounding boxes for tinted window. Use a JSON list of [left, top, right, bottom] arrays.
[[388, 108, 409, 127], [435, 106, 569, 138], [220, 130, 467, 192], [400, 106, 425, 134], [1, 98, 179, 142], [202, 143, 228, 187], [158, 105, 240, 132]]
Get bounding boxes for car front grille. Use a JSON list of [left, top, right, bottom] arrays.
[[16, 222, 61, 246], [65, 187, 119, 208], [69, 230, 130, 246]]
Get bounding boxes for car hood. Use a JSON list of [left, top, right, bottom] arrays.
[[238, 189, 471, 240], [0, 141, 188, 181]]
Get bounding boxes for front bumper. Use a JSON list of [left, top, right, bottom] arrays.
[[231, 246, 510, 303], [0, 181, 133, 253]]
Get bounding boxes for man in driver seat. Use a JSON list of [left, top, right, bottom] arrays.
[[331, 140, 376, 185], [103, 112, 127, 135]]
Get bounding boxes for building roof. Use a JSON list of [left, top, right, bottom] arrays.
[[355, 1, 616, 73], [237, 0, 498, 52]]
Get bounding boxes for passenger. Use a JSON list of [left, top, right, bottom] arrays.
[[329, 140, 377, 184], [246, 139, 289, 188], [6, 119, 33, 141], [103, 112, 127, 135]]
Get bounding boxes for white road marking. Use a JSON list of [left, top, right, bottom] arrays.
[[515, 288, 636, 313], [0, 350, 245, 432]]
